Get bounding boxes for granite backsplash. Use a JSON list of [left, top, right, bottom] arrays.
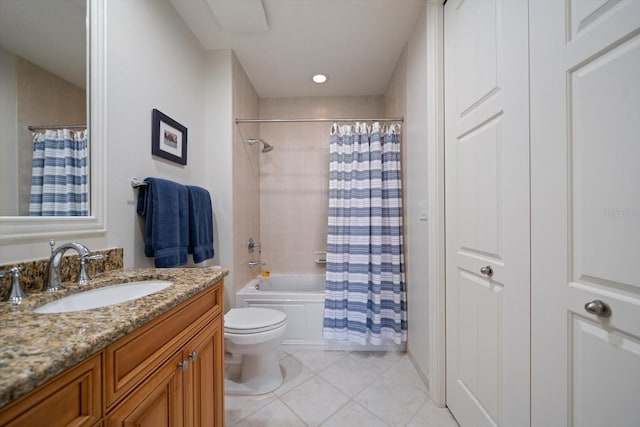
[[0, 248, 123, 300]]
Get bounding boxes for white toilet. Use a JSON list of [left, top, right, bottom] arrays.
[[224, 307, 287, 395]]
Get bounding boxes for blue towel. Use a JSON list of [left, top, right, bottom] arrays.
[[137, 177, 189, 267], [186, 185, 215, 263]]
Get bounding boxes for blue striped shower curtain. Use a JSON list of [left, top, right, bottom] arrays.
[[29, 129, 88, 216], [323, 122, 407, 345]]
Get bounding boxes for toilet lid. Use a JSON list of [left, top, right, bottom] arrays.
[[224, 308, 287, 334]]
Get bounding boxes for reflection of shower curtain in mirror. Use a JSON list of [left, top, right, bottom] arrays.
[[29, 129, 88, 216]]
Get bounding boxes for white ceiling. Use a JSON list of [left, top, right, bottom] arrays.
[[169, 0, 426, 98]]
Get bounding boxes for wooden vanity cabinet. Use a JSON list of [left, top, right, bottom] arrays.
[[0, 279, 224, 427]]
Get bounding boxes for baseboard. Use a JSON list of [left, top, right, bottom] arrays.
[[407, 349, 430, 393]]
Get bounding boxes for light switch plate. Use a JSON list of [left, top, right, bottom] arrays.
[[419, 200, 428, 220]]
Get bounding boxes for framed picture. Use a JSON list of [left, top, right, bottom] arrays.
[[152, 109, 187, 165]]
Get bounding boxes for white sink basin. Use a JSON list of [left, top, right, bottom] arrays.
[[34, 280, 172, 314]]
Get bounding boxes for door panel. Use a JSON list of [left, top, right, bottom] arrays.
[[456, 0, 498, 114], [458, 271, 501, 421], [570, 0, 623, 41], [530, 0, 640, 425], [458, 116, 501, 258], [571, 34, 640, 288], [445, 0, 530, 426], [571, 316, 640, 427]]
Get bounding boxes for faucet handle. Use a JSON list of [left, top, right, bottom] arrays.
[[49, 239, 56, 253], [1, 267, 26, 305], [78, 253, 106, 285]]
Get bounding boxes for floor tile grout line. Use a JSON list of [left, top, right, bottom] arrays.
[[291, 350, 348, 375], [279, 372, 352, 425], [405, 399, 431, 426], [275, 394, 311, 427], [333, 398, 394, 427], [316, 398, 352, 427], [277, 370, 318, 400]]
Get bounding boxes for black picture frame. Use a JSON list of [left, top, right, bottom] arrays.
[[151, 109, 187, 165]]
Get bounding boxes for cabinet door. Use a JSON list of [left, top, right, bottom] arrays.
[[105, 352, 183, 427], [0, 353, 102, 427], [183, 316, 224, 427]]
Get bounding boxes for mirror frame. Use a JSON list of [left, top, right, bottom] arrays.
[[0, 0, 106, 243]]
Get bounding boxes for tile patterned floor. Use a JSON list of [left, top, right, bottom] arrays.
[[225, 347, 459, 426]]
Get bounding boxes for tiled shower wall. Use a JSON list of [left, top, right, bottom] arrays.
[[258, 96, 385, 275], [231, 54, 261, 294]]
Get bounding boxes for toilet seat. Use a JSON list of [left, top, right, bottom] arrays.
[[225, 308, 286, 334]]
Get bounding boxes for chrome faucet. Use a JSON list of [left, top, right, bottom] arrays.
[[45, 240, 91, 292]]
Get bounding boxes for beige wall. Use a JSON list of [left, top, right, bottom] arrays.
[[403, 3, 431, 386], [231, 53, 261, 294], [258, 96, 384, 275], [382, 5, 432, 386], [385, 47, 408, 119], [16, 57, 86, 215], [0, 47, 18, 215], [105, 0, 206, 269]]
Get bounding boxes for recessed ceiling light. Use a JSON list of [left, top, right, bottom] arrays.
[[312, 74, 328, 84]]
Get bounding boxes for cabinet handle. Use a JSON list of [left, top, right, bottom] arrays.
[[189, 351, 199, 361], [178, 360, 189, 371]]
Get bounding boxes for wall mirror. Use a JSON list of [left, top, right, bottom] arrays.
[[0, 0, 105, 242]]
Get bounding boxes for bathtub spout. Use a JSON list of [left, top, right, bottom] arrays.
[[248, 261, 266, 268]]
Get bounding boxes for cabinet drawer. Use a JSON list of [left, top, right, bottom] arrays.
[[0, 353, 102, 427], [105, 281, 221, 408]]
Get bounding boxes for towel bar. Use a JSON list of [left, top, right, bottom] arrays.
[[131, 178, 148, 188]]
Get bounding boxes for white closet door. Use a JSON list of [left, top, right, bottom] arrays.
[[444, 0, 530, 426], [530, 1, 640, 426]]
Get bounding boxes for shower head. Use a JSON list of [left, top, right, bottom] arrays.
[[247, 138, 274, 153]]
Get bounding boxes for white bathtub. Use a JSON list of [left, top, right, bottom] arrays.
[[236, 274, 405, 351], [236, 275, 326, 345]]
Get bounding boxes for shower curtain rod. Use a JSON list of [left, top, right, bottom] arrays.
[[28, 124, 86, 131], [235, 117, 404, 124]]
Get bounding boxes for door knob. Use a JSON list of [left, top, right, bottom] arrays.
[[584, 300, 611, 318], [189, 351, 199, 361], [480, 266, 493, 277], [178, 360, 189, 371]]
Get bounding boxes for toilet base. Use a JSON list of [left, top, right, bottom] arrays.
[[224, 352, 283, 395]]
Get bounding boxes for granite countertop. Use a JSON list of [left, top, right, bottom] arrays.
[[0, 267, 227, 409]]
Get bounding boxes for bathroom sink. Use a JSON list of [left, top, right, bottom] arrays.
[[33, 281, 172, 314]]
